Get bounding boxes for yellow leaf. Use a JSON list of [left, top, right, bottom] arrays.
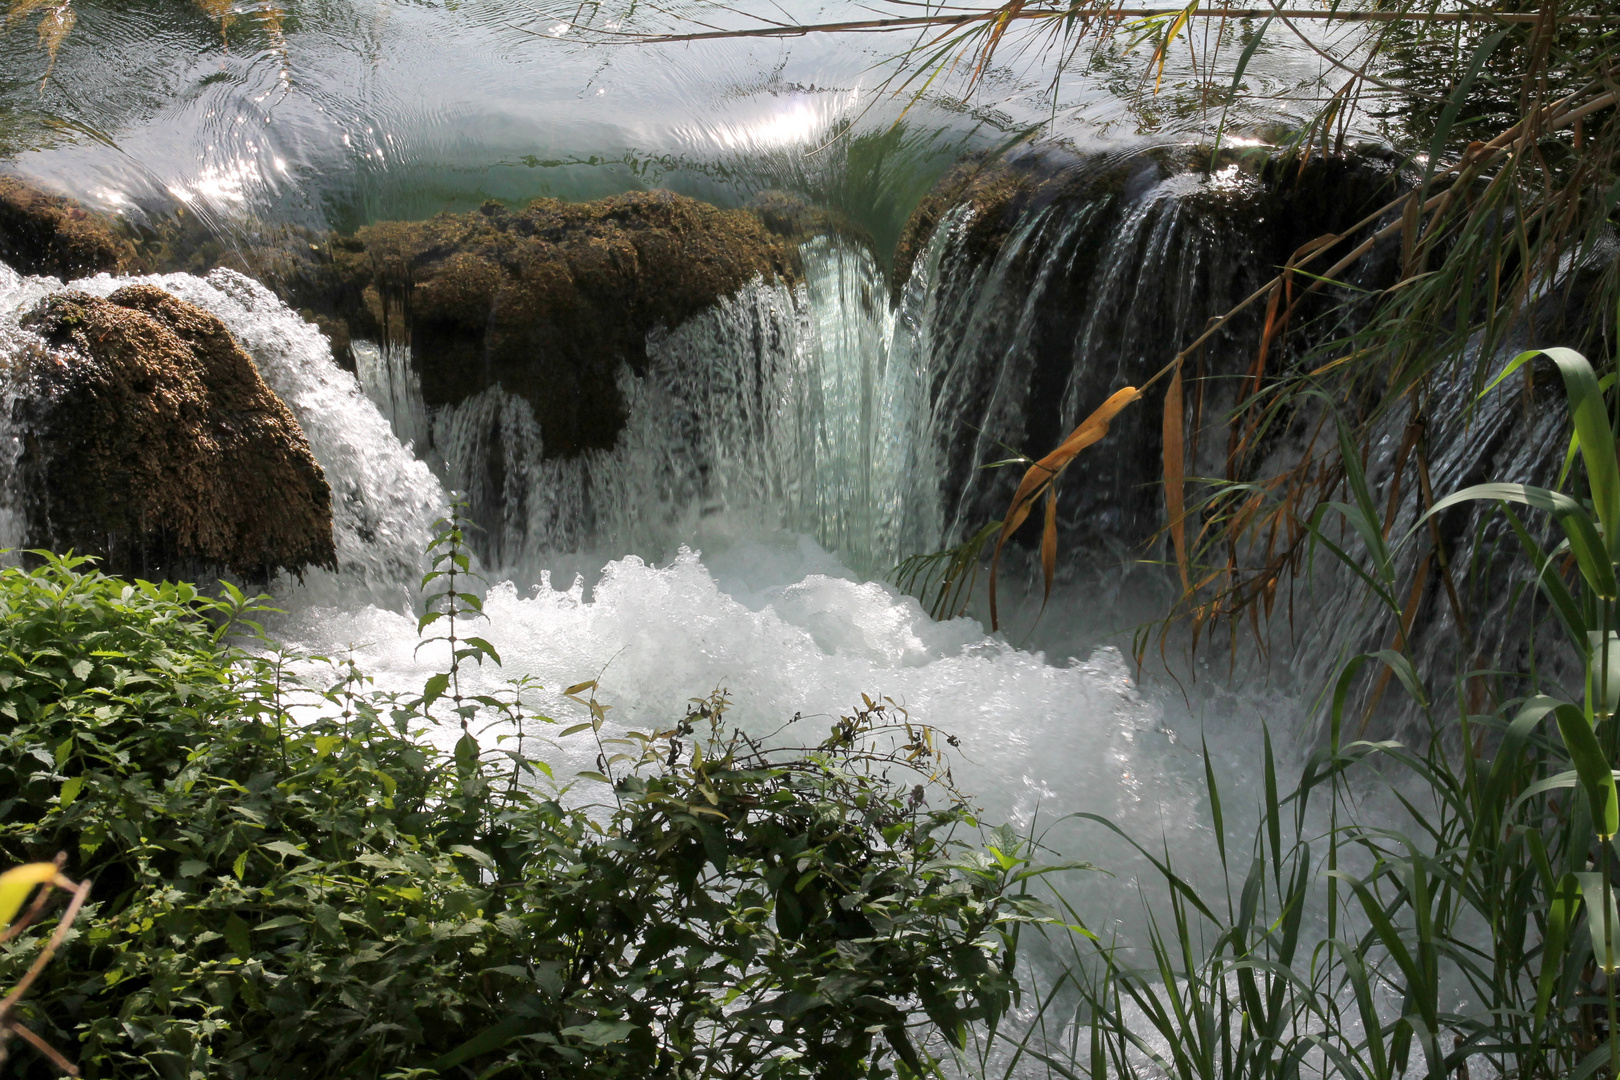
[[0, 862, 58, 928]]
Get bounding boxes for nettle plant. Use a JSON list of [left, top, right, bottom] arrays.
[[0, 502, 1070, 1080]]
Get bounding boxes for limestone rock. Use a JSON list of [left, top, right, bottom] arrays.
[[305, 190, 802, 457], [0, 177, 136, 280], [13, 284, 336, 580]]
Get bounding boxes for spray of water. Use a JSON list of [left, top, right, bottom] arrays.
[[0, 233, 1299, 1046]]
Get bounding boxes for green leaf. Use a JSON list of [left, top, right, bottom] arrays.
[[422, 671, 451, 708], [58, 775, 83, 807], [225, 914, 252, 956], [1577, 873, 1620, 973], [431, 1015, 544, 1069], [1421, 28, 1508, 191], [454, 732, 480, 771], [1415, 482, 1616, 598], [1590, 631, 1620, 716], [1538, 875, 1579, 1026], [560, 1019, 636, 1046], [462, 636, 500, 665], [1555, 702, 1620, 839]]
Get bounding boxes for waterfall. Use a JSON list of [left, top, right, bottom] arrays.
[[353, 234, 941, 580], [0, 263, 448, 608], [0, 246, 1294, 968]]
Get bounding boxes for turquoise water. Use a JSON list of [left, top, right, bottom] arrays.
[[0, 0, 1361, 252]]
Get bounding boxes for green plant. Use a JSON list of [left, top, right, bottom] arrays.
[[0, 532, 1061, 1078], [987, 347, 1620, 1080]]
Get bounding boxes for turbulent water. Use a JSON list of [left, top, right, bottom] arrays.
[[0, 246, 1298, 973]]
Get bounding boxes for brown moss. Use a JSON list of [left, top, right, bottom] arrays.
[[310, 190, 802, 457], [0, 176, 136, 279], [14, 285, 336, 580]]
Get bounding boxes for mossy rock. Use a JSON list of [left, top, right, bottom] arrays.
[[302, 190, 804, 457], [13, 284, 336, 580], [892, 143, 1403, 301], [0, 176, 137, 279]]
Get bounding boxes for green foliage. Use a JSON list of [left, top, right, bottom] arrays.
[[0, 537, 1057, 1078]]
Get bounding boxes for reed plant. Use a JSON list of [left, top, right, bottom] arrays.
[[947, 347, 1620, 1080]]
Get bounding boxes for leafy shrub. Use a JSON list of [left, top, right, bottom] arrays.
[[0, 546, 1059, 1079]]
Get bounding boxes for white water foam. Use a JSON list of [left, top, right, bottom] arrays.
[[0, 256, 1296, 1022]]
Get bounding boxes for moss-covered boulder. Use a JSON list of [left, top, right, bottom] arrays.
[[0, 177, 136, 279], [302, 190, 801, 457], [12, 284, 336, 580]]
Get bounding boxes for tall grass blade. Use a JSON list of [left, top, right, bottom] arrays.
[[1554, 701, 1619, 839]]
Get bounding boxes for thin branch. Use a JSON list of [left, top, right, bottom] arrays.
[[560, 7, 1614, 44], [0, 876, 91, 1027], [8, 1023, 78, 1077]]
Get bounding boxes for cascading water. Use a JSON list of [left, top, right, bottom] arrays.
[[3, 4, 1605, 1074], [353, 234, 935, 579], [0, 220, 1297, 978], [0, 263, 448, 609]]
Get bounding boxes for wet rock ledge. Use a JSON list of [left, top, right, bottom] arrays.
[[299, 191, 803, 457], [0, 176, 136, 280], [13, 285, 336, 581], [0, 177, 836, 460]]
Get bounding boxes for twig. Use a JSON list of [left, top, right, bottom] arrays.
[[8, 1022, 78, 1077], [0, 871, 91, 1075], [559, 6, 1614, 44]]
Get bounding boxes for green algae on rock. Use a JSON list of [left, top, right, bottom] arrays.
[[13, 284, 336, 581], [0, 176, 137, 280], [310, 190, 801, 457]]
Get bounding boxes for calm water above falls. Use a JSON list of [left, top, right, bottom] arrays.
[[0, 0, 1362, 243]]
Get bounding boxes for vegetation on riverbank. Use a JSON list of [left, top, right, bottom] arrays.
[[0, 518, 1066, 1078]]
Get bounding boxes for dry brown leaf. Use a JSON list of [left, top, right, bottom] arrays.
[[988, 384, 1140, 630], [1162, 363, 1188, 592]]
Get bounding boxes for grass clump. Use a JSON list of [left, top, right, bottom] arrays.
[[980, 348, 1620, 1080], [0, 532, 1062, 1079]]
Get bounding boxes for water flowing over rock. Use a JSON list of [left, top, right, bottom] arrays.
[[0, 177, 136, 280], [893, 144, 1407, 559], [9, 283, 336, 580], [303, 190, 804, 459]]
